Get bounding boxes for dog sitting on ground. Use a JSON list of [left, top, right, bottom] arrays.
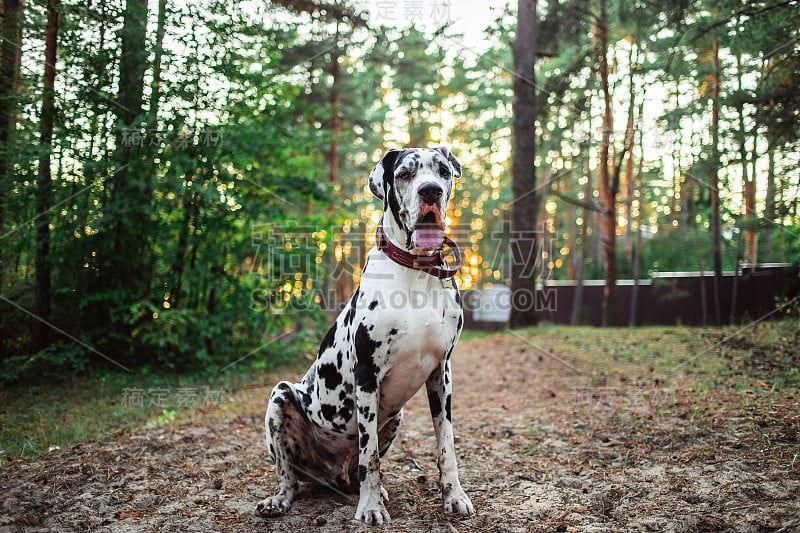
[[256, 146, 473, 525]]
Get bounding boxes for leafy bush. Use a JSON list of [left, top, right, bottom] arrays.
[[1, 341, 92, 385]]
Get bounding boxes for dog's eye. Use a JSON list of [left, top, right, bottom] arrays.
[[395, 169, 411, 180], [438, 165, 451, 178]]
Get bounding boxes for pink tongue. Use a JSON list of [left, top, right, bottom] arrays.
[[412, 228, 444, 250]]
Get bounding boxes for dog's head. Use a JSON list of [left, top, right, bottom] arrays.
[[368, 146, 462, 252]]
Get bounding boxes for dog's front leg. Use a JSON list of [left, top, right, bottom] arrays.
[[426, 359, 474, 516], [353, 384, 391, 525]]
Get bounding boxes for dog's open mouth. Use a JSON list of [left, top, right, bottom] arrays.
[[412, 204, 445, 252]]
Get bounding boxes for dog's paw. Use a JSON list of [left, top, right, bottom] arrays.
[[255, 494, 292, 517], [355, 488, 391, 525], [443, 487, 474, 516], [354, 503, 391, 526]]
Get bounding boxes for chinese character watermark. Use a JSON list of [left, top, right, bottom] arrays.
[[120, 387, 226, 409], [119, 128, 224, 148]]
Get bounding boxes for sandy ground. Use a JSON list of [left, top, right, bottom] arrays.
[[1, 332, 799, 532]]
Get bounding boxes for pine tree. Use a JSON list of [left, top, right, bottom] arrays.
[[509, 0, 539, 328], [32, 0, 60, 352]]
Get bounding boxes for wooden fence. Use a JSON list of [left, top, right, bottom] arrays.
[[463, 263, 796, 328]]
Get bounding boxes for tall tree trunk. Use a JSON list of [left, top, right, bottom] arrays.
[[674, 79, 690, 264], [563, 187, 574, 280], [736, 53, 757, 266], [730, 225, 743, 324], [74, 0, 110, 336], [623, 42, 636, 269], [629, 100, 644, 327], [99, 0, 150, 350], [629, 219, 642, 327], [111, 0, 149, 255], [694, 217, 709, 326], [710, 33, 723, 325], [570, 246, 584, 325], [571, 136, 592, 326], [0, 0, 24, 291], [763, 141, 776, 261], [749, 144, 758, 269], [597, 0, 616, 327], [170, 163, 197, 310], [508, 0, 539, 328], [149, 0, 166, 123], [32, 0, 60, 352]]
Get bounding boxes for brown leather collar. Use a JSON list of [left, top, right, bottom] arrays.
[[376, 219, 461, 279]]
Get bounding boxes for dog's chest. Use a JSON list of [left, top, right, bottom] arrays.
[[377, 317, 456, 413], [359, 258, 462, 413], [304, 251, 462, 433]]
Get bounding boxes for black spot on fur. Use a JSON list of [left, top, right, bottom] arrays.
[[388, 328, 398, 336], [354, 323, 381, 394], [428, 387, 442, 419], [344, 307, 356, 328], [387, 181, 403, 228], [358, 422, 369, 448], [358, 464, 368, 482], [457, 314, 463, 332], [445, 393, 452, 422], [380, 149, 407, 225], [368, 300, 378, 311], [343, 288, 359, 327], [299, 391, 312, 408], [321, 404, 337, 422], [336, 350, 343, 369], [339, 398, 355, 421], [318, 321, 337, 357], [318, 362, 343, 390]]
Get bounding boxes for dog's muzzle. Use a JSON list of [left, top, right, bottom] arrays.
[[412, 183, 446, 251]]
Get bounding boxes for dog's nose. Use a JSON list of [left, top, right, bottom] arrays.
[[418, 183, 443, 205]]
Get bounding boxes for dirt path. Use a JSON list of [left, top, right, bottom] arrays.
[[2, 333, 799, 532]]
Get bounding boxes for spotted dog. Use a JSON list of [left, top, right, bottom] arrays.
[[255, 146, 473, 525]]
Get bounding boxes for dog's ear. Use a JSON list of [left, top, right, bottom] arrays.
[[368, 148, 403, 202], [434, 145, 462, 178]]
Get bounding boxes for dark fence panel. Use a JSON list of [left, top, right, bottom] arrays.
[[463, 264, 795, 329]]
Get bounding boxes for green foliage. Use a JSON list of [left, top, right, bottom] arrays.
[[145, 409, 177, 429], [0, 0, 348, 378], [1, 0, 799, 383], [1, 341, 91, 384]]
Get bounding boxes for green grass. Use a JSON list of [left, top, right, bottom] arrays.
[[1, 320, 797, 467], [0, 359, 309, 467], [507, 320, 799, 400], [458, 329, 498, 343]]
